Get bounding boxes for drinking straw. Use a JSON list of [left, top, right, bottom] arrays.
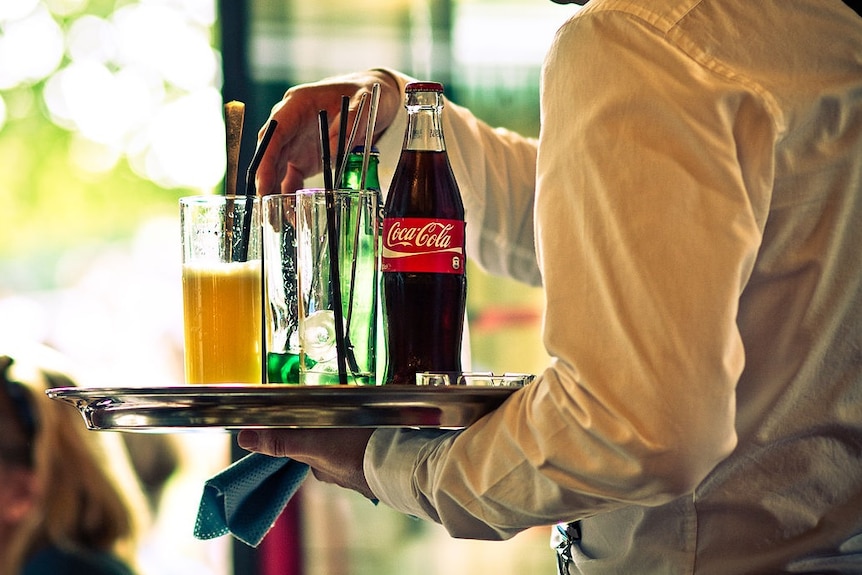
[[318, 109, 349, 385], [225, 101, 245, 196], [344, 83, 381, 340], [224, 101, 245, 260], [334, 95, 350, 188], [334, 92, 368, 187], [359, 83, 381, 191], [236, 117, 277, 384], [245, 119, 278, 198], [236, 119, 278, 262], [330, 93, 368, 375], [319, 109, 335, 195]]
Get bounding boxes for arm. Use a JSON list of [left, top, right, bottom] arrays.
[[363, 10, 772, 539], [255, 68, 541, 285], [244, 6, 773, 541], [242, 67, 543, 495]]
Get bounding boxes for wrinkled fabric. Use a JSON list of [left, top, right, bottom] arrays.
[[195, 453, 309, 547], [366, 0, 862, 572]]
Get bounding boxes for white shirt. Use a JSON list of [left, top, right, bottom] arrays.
[[366, 0, 862, 572]]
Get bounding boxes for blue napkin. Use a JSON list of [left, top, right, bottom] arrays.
[[194, 453, 309, 547]]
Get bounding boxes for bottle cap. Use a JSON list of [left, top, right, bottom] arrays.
[[405, 81, 443, 93]]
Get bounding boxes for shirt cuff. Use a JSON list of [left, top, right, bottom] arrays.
[[364, 427, 456, 522]]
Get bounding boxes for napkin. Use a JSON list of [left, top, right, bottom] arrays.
[[194, 453, 310, 547]]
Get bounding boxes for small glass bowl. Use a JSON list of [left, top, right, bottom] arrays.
[[416, 371, 534, 388]]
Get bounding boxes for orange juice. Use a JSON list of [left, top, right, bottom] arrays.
[[182, 260, 262, 384]]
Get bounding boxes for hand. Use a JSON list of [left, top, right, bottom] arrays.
[[255, 69, 402, 196], [238, 428, 377, 500]]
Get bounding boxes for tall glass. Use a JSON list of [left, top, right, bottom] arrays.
[[263, 190, 378, 385], [180, 195, 262, 384]]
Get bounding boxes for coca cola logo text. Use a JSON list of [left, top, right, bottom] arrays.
[[386, 220, 455, 250], [381, 217, 466, 275]]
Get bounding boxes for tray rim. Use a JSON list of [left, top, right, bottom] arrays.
[[46, 384, 523, 432], [46, 383, 521, 396]]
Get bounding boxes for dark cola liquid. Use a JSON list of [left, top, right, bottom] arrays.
[[382, 149, 467, 385]]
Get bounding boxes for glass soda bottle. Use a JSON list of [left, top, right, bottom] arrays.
[[341, 145, 380, 192], [381, 81, 467, 385], [340, 145, 381, 382]]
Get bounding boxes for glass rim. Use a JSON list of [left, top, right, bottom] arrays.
[[415, 371, 535, 387], [179, 194, 259, 204], [260, 189, 379, 202]]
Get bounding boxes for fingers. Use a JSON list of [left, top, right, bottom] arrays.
[[282, 165, 306, 195], [254, 70, 403, 197], [236, 428, 314, 459], [255, 81, 360, 196], [367, 69, 401, 138], [239, 428, 371, 460], [237, 428, 376, 499], [255, 110, 293, 196]]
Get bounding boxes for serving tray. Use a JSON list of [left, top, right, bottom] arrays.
[[46, 384, 523, 432]]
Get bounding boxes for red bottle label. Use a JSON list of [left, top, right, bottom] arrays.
[[382, 217, 466, 274]]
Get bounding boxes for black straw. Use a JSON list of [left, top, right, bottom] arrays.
[[245, 119, 278, 197], [319, 110, 334, 190], [334, 95, 349, 188], [236, 119, 278, 262], [334, 92, 368, 187], [318, 110, 349, 385]]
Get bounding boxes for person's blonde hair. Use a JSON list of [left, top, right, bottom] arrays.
[[1, 347, 149, 574]]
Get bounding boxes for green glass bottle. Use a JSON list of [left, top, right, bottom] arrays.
[[336, 145, 382, 384], [341, 145, 380, 192]]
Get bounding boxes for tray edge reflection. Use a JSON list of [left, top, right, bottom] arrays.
[[45, 385, 520, 432]]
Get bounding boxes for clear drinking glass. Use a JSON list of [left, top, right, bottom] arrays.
[[263, 189, 378, 385], [180, 195, 262, 384], [415, 372, 535, 387]]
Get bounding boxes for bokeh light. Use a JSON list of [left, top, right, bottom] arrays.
[[135, 88, 225, 189], [0, 0, 40, 23], [1, 0, 222, 191], [0, 4, 64, 89], [66, 15, 119, 65], [113, 3, 219, 92]]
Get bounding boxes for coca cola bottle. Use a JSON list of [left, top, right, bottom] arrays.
[[382, 81, 467, 385]]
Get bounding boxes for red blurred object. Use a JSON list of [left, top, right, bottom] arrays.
[[260, 490, 304, 575], [471, 306, 542, 332]]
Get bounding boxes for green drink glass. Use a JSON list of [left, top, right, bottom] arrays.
[[262, 190, 379, 385]]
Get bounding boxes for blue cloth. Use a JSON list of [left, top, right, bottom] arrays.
[[194, 453, 309, 547]]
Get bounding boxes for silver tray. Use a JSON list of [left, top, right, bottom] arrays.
[[46, 385, 522, 432]]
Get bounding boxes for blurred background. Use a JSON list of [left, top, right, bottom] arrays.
[[0, 0, 578, 573]]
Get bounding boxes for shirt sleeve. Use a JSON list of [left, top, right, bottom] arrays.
[[366, 9, 771, 540]]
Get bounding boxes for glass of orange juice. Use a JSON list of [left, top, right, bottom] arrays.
[[180, 195, 262, 384]]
